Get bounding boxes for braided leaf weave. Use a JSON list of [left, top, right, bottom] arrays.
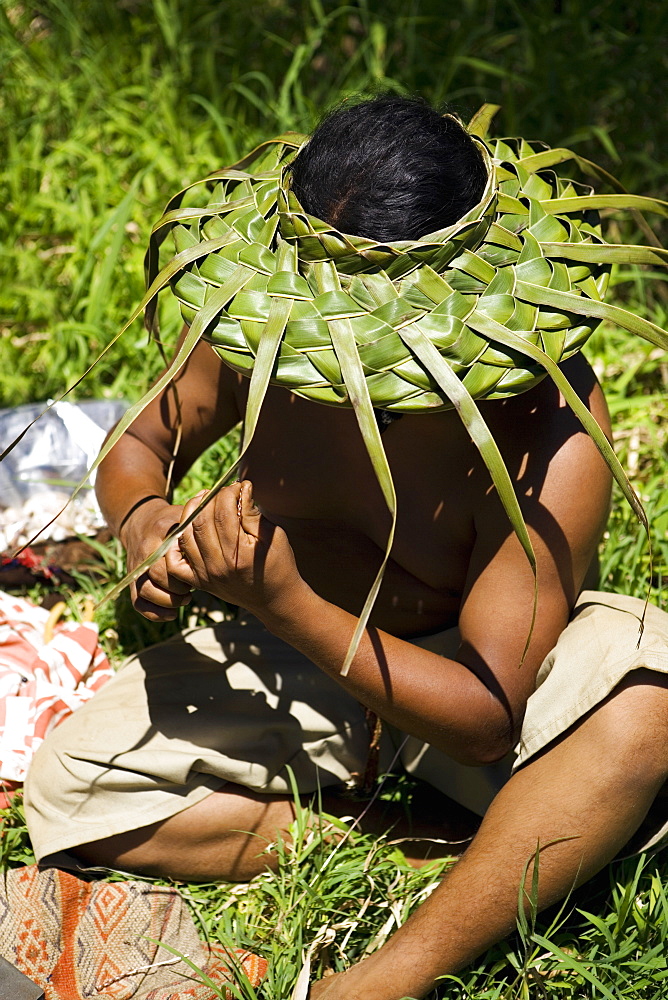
[[7, 110, 667, 649], [164, 130, 618, 411]]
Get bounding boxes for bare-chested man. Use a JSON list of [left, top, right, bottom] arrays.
[[25, 96, 668, 1000]]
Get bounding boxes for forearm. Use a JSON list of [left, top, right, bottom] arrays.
[[260, 584, 513, 766], [96, 433, 172, 542], [95, 331, 241, 544]]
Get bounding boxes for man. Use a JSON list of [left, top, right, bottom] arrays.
[[25, 96, 668, 1000]]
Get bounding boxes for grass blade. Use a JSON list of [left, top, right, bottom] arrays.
[[467, 311, 649, 539], [398, 322, 538, 662]]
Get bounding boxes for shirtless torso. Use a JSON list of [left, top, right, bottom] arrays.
[[239, 355, 609, 639]]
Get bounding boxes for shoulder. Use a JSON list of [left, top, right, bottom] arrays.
[[482, 353, 609, 459], [474, 354, 612, 519]]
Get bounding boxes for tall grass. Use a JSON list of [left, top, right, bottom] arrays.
[[1, 2, 667, 997]]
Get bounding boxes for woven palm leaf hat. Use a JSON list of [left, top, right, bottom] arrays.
[[106, 98, 668, 664]]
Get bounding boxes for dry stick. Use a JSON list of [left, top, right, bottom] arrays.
[[318, 737, 409, 874], [94, 954, 188, 989]]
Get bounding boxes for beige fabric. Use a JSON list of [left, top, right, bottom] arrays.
[[25, 591, 668, 863], [518, 591, 668, 763]]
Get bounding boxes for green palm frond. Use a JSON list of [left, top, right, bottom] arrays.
[[97, 107, 668, 660]]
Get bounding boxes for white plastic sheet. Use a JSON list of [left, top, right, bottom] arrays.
[[0, 400, 126, 550]]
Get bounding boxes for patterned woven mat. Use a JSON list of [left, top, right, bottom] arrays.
[[0, 866, 267, 999], [0, 589, 114, 803]]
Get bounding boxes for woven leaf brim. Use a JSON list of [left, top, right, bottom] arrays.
[[160, 130, 667, 415]]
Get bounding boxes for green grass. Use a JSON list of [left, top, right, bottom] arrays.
[[1, 2, 667, 998], [2, 787, 668, 999]]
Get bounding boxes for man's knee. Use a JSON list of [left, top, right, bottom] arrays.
[[589, 668, 668, 783], [532, 668, 668, 792]]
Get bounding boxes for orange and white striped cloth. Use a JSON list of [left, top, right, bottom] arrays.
[[0, 590, 113, 806]]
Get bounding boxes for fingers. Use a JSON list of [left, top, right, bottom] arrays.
[[178, 483, 252, 565], [125, 502, 203, 620], [146, 540, 194, 595], [127, 480, 273, 620], [176, 490, 216, 580], [132, 569, 192, 622], [164, 525, 198, 585], [239, 480, 262, 537], [133, 539, 195, 620], [136, 569, 191, 605], [166, 482, 263, 600], [133, 595, 179, 623]]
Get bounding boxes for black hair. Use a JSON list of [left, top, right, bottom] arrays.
[[289, 95, 488, 243]]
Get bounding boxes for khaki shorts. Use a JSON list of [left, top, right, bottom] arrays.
[[25, 591, 668, 863]]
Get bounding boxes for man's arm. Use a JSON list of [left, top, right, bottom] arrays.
[[96, 333, 241, 621]]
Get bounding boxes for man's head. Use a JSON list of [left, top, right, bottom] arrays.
[[289, 94, 488, 243]]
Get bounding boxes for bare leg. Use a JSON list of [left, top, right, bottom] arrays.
[[310, 670, 668, 1000], [75, 784, 300, 881], [73, 778, 479, 881]]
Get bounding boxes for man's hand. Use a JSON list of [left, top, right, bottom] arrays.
[[121, 498, 194, 622], [168, 480, 307, 620]]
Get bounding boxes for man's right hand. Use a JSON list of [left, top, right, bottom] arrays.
[[93, 333, 242, 622], [121, 498, 194, 622]]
